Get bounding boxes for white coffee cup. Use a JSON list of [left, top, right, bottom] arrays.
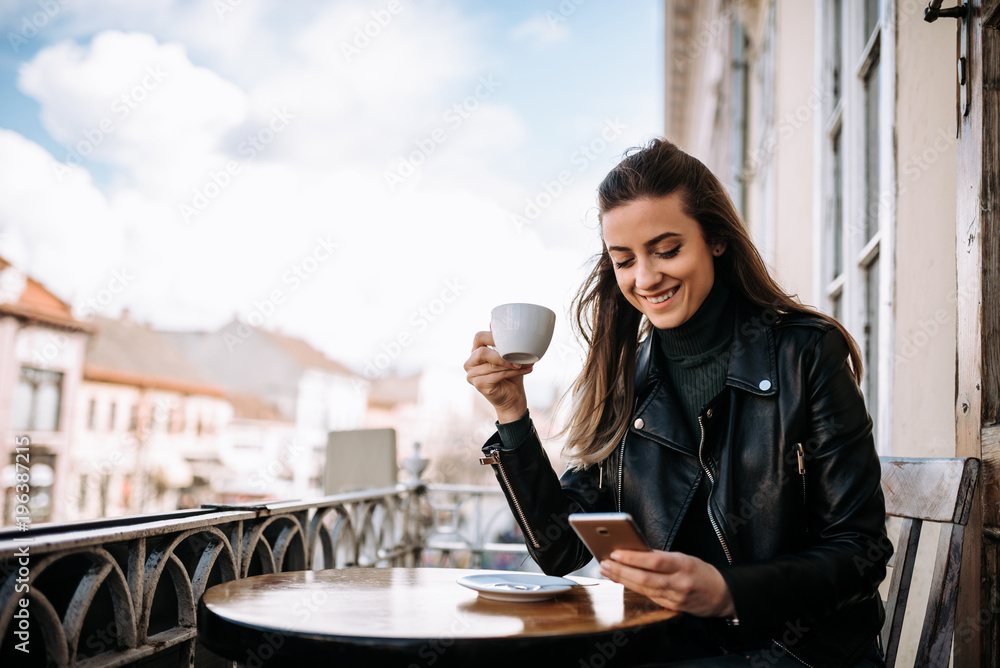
[[490, 303, 556, 364]]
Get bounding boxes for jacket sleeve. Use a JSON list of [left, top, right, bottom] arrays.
[[481, 423, 612, 575], [718, 326, 889, 641]]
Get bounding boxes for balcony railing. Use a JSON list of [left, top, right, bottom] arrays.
[[0, 482, 528, 667]]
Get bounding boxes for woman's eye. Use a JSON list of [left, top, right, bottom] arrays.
[[656, 247, 681, 259], [613, 258, 634, 269]]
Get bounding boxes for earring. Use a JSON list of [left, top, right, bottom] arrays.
[[714, 248, 722, 256]]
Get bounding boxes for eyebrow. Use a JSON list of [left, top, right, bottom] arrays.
[[606, 232, 681, 253]]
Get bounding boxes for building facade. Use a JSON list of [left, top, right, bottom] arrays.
[[72, 315, 234, 519], [163, 321, 368, 495], [0, 258, 90, 524], [664, 0, 996, 663]]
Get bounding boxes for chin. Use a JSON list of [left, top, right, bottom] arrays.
[[647, 312, 685, 330]]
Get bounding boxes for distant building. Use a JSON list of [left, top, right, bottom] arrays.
[[0, 257, 91, 524], [163, 320, 368, 495], [215, 390, 297, 502], [365, 368, 500, 484], [73, 314, 232, 519]]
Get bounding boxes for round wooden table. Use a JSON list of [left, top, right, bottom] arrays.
[[197, 567, 684, 667]]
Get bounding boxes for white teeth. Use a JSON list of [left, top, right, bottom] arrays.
[[646, 288, 677, 304]]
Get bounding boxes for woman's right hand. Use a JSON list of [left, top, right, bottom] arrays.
[[464, 331, 533, 423]]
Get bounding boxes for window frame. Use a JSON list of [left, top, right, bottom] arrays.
[[12, 366, 65, 432], [815, 0, 896, 454]]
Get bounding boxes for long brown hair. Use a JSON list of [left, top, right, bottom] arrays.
[[560, 138, 863, 468]]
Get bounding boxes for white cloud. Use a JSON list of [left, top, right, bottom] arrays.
[[509, 14, 570, 47], [19, 30, 248, 194], [0, 1, 661, 403], [0, 129, 129, 307]]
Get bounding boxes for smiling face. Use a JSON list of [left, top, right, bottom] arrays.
[[602, 193, 724, 330]]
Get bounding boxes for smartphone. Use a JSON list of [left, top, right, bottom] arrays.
[[568, 512, 652, 563]]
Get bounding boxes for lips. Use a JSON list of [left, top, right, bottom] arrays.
[[642, 286, 678, 305]]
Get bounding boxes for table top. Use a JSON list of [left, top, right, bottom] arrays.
[[198, 567, 683, 666]]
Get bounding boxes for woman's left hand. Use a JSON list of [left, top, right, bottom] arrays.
[[600, 549, 736, 618]]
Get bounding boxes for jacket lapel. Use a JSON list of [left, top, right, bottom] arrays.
[[725, 301, 779, 397], [632, 336, 699, 456], [630, 300, 780, 456]]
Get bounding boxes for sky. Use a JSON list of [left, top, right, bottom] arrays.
[[0, 0, 664, 403]]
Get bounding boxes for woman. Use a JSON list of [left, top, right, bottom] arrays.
[[464, 139, 888, 667]]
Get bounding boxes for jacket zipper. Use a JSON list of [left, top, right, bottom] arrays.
[[616, 428, 627, 512], [616, 399, 639, 513], [768, 446, 814, 668], [772, 642, 815, 668], [480, 446, 541, 548], [696, 414, 733, 565], [795, 442, 807, 505]]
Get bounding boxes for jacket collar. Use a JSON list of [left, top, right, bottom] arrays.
[[635, 298, 779, 399]]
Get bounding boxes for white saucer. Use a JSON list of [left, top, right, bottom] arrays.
[[456, 572, 577, 602]]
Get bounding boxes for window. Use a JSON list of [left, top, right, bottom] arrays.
[[169, 406, 186, 434], [87, 399, 97, 430], [108, 402, 117, 431], [749, 5, 777, 264], [819, 0, 893, 450], [128, 404, 138, 432], [730, 20, 749, 218], [11, 367, 63, 431]]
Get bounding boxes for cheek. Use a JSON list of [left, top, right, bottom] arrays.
[[612, 270, 631, 295]]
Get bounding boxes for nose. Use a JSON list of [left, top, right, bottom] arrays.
[[634, 258, 661, 291]]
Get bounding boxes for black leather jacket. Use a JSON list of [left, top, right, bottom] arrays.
[[481, 301, 889, 668]]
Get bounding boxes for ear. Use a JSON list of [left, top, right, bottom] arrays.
[[712, 243, 726, 257]]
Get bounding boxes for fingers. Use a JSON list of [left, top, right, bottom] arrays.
[[609, 549, 683, 572], [471, 330, 495, 350], [465, 332, 528, 375], [465, 330, 533, 414], [601, 556, 676, 593], [465, 365, 532, 389], [464, 349, 531, 378], [599, 551, 733, 617]]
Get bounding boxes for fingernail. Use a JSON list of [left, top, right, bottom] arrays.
[[510, 363, 521, 369], [610, 551, 621, 560]]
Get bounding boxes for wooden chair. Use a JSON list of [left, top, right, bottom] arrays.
[[879, 456, 981, 668]]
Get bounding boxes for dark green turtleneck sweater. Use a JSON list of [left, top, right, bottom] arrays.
[[656, 280, 734, 443], [658, 280, 734, 570]]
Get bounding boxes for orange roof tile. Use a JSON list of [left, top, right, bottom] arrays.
[[0, 256, 91, 332], [84, 363, 225, 397], [84, 315, 225, 396], [259, 328, 359, 377], [226, 391, 288, 421]]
